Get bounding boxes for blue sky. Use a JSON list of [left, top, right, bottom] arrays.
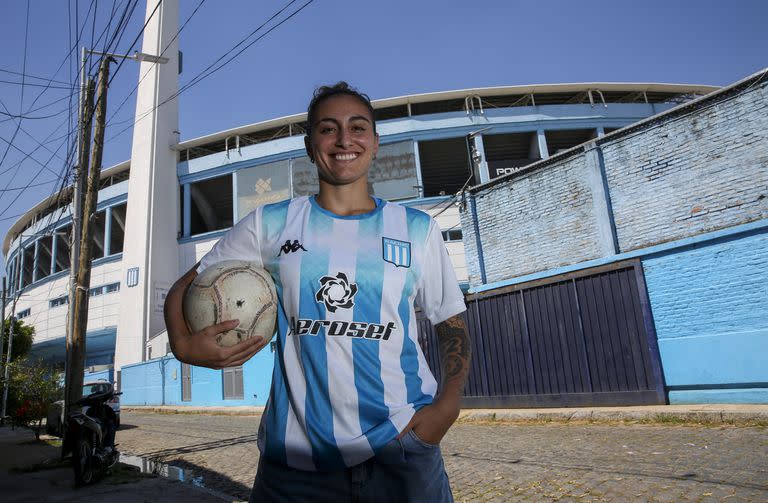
[[1, 0, 767, 272]]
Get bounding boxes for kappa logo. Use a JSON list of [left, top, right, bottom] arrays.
[[316, 272, 357, 313], [278, 239, 307, 256]]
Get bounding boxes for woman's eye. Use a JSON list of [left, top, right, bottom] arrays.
[[320, 127, 335, 134], [351, 125, 365, 132]]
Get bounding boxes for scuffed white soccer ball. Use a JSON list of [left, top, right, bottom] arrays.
[[183, 260, 277, 347]]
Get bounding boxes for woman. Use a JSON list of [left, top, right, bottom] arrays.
[[165, 82, 471, 502]]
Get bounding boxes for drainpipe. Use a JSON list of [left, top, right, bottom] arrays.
[[468, 192, 487, 285]]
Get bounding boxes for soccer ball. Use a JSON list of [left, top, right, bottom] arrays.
[[183, 260, 278, 347]]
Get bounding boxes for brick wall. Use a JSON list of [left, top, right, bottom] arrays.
[[461, 72, 768, 287], [604, 83, 768, 252], [462, 155, 603, 285]]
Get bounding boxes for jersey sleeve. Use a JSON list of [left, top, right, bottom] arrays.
[[415, 219, 467, 325], [197, 208, 262, 274]]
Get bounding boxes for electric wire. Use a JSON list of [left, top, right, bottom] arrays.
[[104, 0, 207, 129], [106, 0, 314, 142]]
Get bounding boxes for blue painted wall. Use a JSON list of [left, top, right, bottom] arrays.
[[642, 229, 768, 403], [84, 369, 113, 383], [121, 345, 274, 406]]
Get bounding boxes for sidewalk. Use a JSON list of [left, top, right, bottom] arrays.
[[0, 425, 235, 502], [123, 402, 768, 424]]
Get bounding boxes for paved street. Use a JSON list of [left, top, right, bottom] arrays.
[[116, 412, 767, 502]]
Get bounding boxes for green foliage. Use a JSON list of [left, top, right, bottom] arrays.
[[2, 317, 35, 362], [2, 359, 62, 439]]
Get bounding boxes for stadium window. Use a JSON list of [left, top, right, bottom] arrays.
[[89, 286, 104, 297], [17, 308, 31, 319], [368, 141, 420, 200], [35, 235, 53, 281], [21, 246, 34, 287], [91, 210, 106, 260], [441, 229, 463, 242], [483, 132, 542, 180], [418, 138, 472, 197], [105, 282, 120, 294], [291, 156, 318, 197], [236, 160, 291, 220], [49, 295, 69, 308], [190, 174, 233, 235], [109, 203, 126, 254], [53, 224, 71, 273], [544, 129, 599, 155]]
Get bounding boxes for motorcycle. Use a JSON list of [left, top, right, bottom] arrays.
[[63, 388, 121, 486]]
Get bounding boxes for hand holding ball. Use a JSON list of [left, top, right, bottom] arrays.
[[183, 260, 277, 347]]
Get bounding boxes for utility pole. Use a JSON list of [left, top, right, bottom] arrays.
[[1, 277, 5, 370], [67, 56, 113, 417], [64, 76, 95, 421], [1, 313, 16, 424]]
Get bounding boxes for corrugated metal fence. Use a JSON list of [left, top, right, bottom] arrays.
[[419, 260, 666, 407]]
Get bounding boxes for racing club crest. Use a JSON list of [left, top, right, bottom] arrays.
[[382, 237, 411, 268]]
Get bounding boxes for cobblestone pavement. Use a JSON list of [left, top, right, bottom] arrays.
[[117, 412, 767, 502]]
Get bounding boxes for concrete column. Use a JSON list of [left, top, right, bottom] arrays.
[[537, 129, 549, 159], [104, 206, 112, 256], [50, 228, 58, 273], [584, 142, 619, 256], [474, 135, 490, 184], [115, 0, 180, 372], [413, 140, 424, 198], [182, 184, 191, 237], [32, 239, 39, 283]]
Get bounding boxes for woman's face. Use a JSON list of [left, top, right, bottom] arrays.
[[305, 94, 379, 188]]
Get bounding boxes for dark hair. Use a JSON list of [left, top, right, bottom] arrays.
[[306, 81, 376, 138]]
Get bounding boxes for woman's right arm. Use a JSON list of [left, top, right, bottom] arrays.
[[164, 264, 267, 369]]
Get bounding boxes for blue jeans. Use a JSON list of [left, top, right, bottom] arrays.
[[249, 430, 454, 502]]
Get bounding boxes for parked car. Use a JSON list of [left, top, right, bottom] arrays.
[[46, 380, 120, 437]]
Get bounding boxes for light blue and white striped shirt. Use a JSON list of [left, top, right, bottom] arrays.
[[199, 196, 466, 470]]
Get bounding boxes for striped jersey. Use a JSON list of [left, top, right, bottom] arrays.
[[198, 195, 466, 471]]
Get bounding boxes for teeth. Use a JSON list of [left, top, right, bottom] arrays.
[[335, 153, 358, 161]]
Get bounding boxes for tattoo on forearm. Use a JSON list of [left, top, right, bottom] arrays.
[[436, 316, 471, 387]]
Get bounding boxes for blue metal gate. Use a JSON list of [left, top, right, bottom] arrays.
[[418, 260, 666, 407]]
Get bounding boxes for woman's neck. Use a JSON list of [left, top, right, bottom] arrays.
[[315, 179, 375, 216]]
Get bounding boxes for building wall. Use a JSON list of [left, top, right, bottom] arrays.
[[642, 229, 768, 403], [604, 83, 768, 252], [461, 75, 768, 286], [462, 154, 604, 285], [459, 71, 768, 403], [12, 258, 123, 344], [121, 345, 274, 407]]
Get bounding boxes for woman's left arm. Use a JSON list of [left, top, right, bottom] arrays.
[[399, 314, 471, 443]]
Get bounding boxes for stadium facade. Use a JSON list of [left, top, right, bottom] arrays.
[[5, 3, 765, 406]]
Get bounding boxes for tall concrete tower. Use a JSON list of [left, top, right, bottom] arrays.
[[114, 0, 179, 377]]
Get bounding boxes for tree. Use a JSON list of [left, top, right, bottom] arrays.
[[3, 359, 62, 439], [2, 317, 35, 362]]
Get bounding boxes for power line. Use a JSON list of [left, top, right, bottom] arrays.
[[0, 79, 75, 91], [0, 68, 73, 87], [0, 0, 32, 169], [105, 0, 208, 128], [107, 0, 314, 142]]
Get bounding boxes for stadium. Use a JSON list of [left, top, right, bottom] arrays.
[[2, 77, 718, 405], [5, 3, 766, 408]]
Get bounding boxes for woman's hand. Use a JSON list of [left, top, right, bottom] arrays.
[[164, 264, 269, 369], [398, 394, 460, 445], [173, 319, 269, 369]]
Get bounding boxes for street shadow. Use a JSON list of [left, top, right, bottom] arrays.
[[169, 458, 253, 500], [116, 423, 138, 431], [136, 433, 259, 458]]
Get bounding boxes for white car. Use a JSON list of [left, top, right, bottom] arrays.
[[46, 380, 120, 437]]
